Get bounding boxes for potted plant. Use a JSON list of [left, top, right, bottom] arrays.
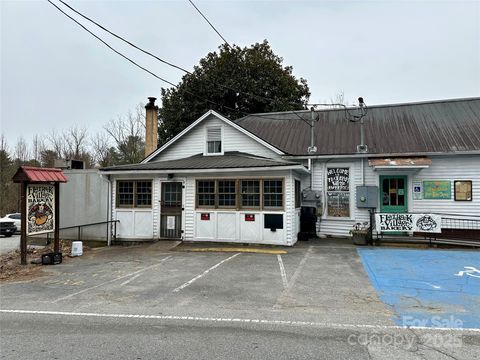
[[350, 222, 370, 245]]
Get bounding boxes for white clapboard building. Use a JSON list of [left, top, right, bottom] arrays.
[[96, 97, 480, 245]]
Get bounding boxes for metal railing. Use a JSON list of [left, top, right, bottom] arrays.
[[369, 212, 480, 247], [46, 220, 120, 244]]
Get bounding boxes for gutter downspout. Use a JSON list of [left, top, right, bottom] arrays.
[[106, 174, 112, 247]]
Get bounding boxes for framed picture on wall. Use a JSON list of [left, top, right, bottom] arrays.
[[454, 180, 472, 201]]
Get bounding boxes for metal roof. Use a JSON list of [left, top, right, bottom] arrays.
[[101, 152, 301, 172], [235, 97, 480, 156], [12, 166, 68, 183]]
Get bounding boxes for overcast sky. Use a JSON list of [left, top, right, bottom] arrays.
[[1, 0, 479, 146]]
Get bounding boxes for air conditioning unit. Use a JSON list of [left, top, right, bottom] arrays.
[[357, 144, 368, 153]]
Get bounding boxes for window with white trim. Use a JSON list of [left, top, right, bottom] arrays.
[[326, 167, 350, 217], [206, 127, 222, 154]]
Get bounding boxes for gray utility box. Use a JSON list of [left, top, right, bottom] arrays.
[[356, 186, 378, 208], [301, 189, 323, 216]]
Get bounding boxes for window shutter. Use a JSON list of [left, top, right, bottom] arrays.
[[207, 127, 221, 141]]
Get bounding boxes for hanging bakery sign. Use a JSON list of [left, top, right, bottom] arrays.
[[375, 213, 442, 233], [26, 184, 55, 235]]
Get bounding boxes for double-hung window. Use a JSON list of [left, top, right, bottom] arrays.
[[263, 180, 283, 208], [206, 127, 222, 154], [241, 180, 260, 208], [218, 180, 236, 207]]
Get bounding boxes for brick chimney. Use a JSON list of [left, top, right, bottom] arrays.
[[144, 97, 159, 157]]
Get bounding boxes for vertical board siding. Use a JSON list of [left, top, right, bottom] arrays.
[[151, 114, 280, 162]]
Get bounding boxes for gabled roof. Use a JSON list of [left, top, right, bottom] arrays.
[[235, 97, 480, 156], [102, 152, 305, 172], [12, 166, 68, 183], [142, 110, 284, 163]]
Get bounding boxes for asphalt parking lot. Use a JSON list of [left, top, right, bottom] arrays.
[[1, 241, 479, 359], [0, 241, 393, 324], [0, 234, 20, 255]]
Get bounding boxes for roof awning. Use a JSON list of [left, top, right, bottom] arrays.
[[12, 166, 68, 183], [368, 157, 432, 171]]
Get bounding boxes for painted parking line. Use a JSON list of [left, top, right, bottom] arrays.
[[172, 253, 240, 293], [119, 273, 143, 287], [277, 255, 288, 289], [2, 309, 479, 333], [274, 245, 313, 308], [52, 255, 172, 303], [358, 248, 480, 329]]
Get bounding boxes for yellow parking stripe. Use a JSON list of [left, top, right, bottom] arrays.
[[175, 247, 287, 255]]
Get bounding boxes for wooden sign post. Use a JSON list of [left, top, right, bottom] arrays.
[[12, 166, 67, 265]]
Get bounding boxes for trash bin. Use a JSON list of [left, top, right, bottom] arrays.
[[42, 252, 62, 265], [71, 241, 83, 256], [298, 206, 317, 240]]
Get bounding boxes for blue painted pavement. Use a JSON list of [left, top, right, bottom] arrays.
[[357, 248, 480, 329]]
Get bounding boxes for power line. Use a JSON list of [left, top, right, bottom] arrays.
[[52, 0, 312, 125], [57, 0, 190, 75], [187, 0, 231, 48], [46, 0, 245, 118]]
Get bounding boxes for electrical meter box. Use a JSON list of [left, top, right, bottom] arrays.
[[301, 190, 323, 216], [356, 186, 378, 208]]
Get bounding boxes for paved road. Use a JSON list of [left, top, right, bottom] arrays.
[[1, 241, 479, 359], [0, 234, 20, 255], [2, 312, 478, 360]]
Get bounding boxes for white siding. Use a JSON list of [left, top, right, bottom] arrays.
[[184, 170, 297, 246], [312, 160, 357, 236], [410, 155, 480, 215], [151, 114, 280, 161], [111, 174, 161, 240], [311, 154, 480, 237]]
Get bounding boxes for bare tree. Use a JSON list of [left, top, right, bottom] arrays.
[[91, 132, 118, 167], [31, 135, 45, 166], [14, 136, 30, 163], [64, 126, 88, 159], [104, 103, 145, 164], [47, 130, 66, 159], [0, 134, 8, 154]]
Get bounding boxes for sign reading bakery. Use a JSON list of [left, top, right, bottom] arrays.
[[26, 184, 55, 235], [375, 213, 442, 233]]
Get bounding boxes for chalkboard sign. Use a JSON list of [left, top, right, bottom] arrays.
[[327, 168, 350, 192], [423, 181, 451, 199], [327, 192, 350, 217]]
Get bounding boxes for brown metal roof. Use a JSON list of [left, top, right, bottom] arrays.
[[101, 152, 301, 172], [12, 166, 68, 183], [235, 97, 480, 156]]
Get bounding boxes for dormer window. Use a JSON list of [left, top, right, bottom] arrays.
[[206, 127, 222, 155]]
